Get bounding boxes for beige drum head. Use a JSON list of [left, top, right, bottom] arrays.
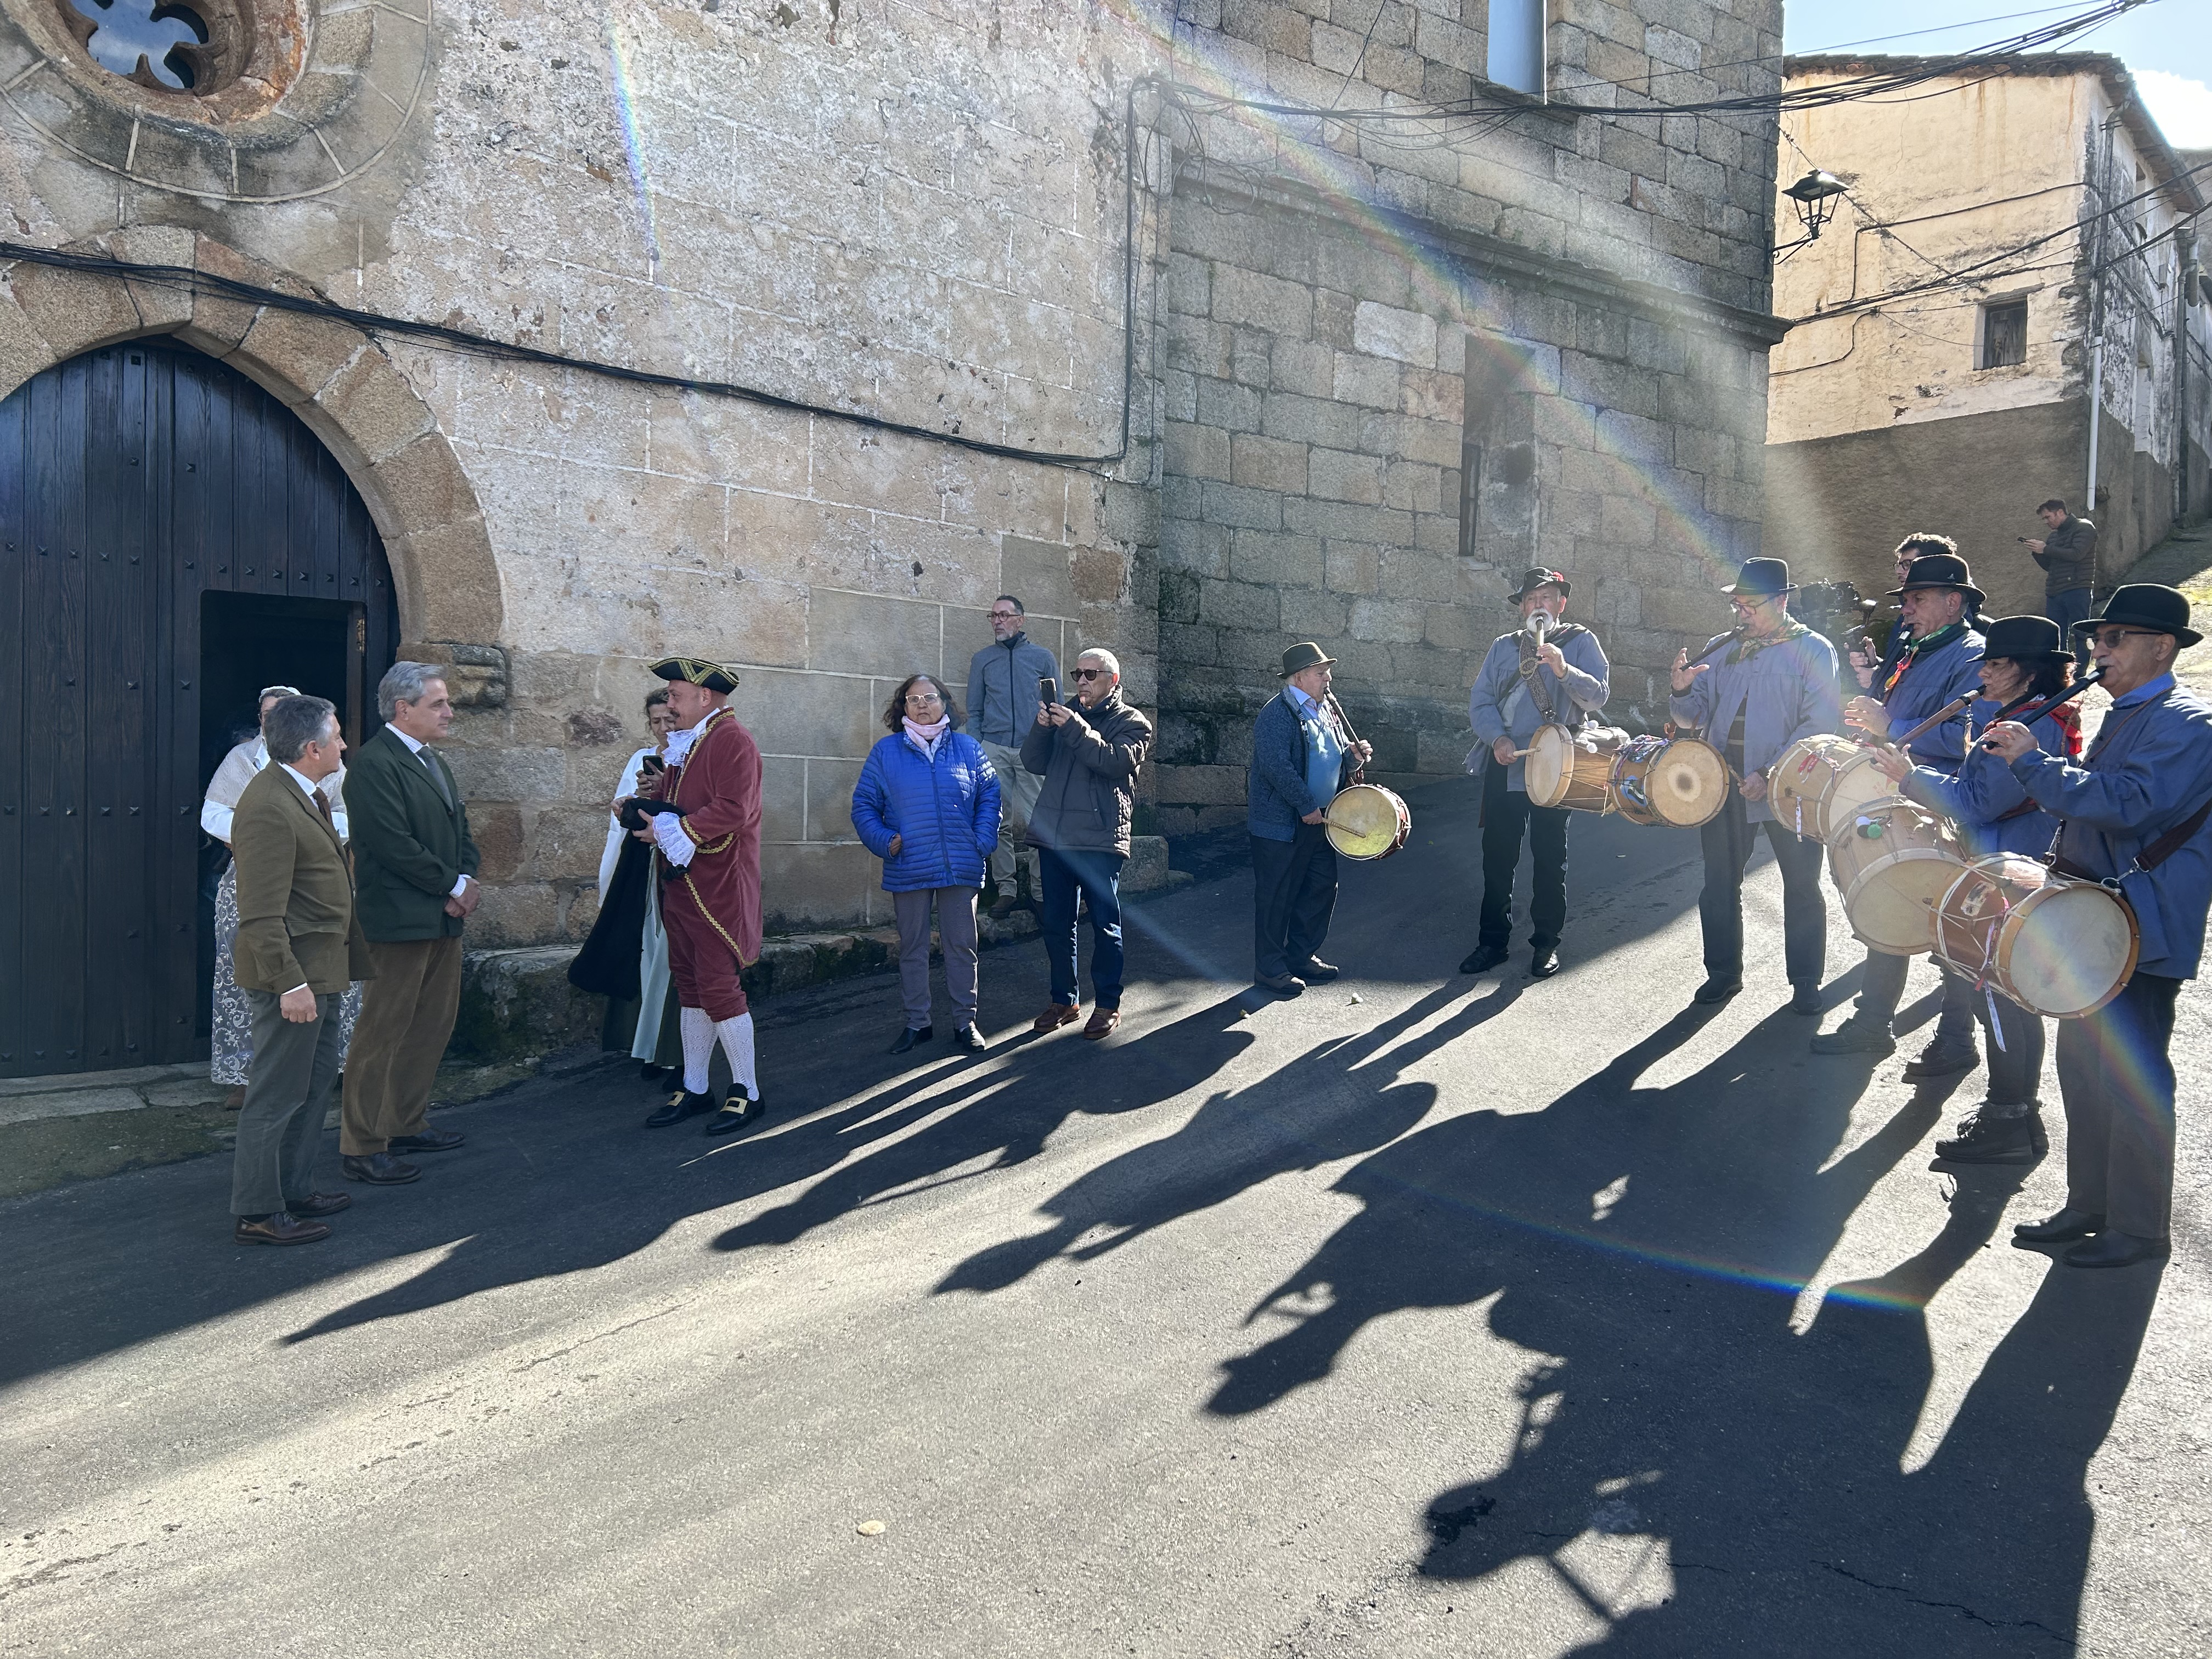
[[1843, 850, 1962, 955], [1325, 783, 1410, 860], [2006, 883, 2140, 1017], [1769, 735, 1858, 840], [1646, 739, 1728, 827], [1830, 748, 1898, 829], [1523, 724, 1577, 809]]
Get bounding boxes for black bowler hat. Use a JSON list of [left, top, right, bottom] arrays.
[[2070, 583, 2203, 649], [1278, 641, 1339, 678], [650, 655, 742, 693], [1721, 557, 1793, 597], [1887, 552, 1985, 605], [1979, 615, 2071, 662], [1508, 566, 1571, 603]]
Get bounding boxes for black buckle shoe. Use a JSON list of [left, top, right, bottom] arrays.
[[646, 1089, 715, 1128], [704, 1096, 761, 1137]]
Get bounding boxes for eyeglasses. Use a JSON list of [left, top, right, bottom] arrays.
[[904, 690, 944, 706], [990, 610, 1021, 620], [2087, 628, 2166, 648], [1071, 668, 1109, 681], [1728, 597, 1776, 614]]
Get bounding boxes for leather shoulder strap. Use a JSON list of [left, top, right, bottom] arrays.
[[2135, 794, 2212, 873]]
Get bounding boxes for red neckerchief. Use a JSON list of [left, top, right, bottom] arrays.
[[2047, 700, 2083, 759]]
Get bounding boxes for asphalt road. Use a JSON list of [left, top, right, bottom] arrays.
[[5, 776, 2209, 1657]]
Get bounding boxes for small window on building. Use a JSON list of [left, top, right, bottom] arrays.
[[1488, 0, 1547, 98], [1980, 300, 2028, 370]]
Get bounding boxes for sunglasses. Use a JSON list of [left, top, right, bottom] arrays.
[[2087, 629, 2166, 648], [1071, 668, 1110, 682]]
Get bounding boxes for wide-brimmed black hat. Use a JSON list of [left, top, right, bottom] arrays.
[[2070, 583, 2202, 649], [1979, 615, 2070, 662], [1887, 553, 1985, 605], [1721, 557, 1793, 597], [1278, 641, 1339, 678], [1508, 567, 1571, 604], [650, 656, 742, 693]]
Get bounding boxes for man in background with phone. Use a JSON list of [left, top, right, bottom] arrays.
[[2023, 496, 2097, 665], [967, 595, 1058, 919]]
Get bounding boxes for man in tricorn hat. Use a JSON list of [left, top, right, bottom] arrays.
[[1985, 583, 2212, 1268], [1669, 557, 1842, 1008], [1462, 568, 1610, 979], [1813, 550, 1987, 1071], [1248, 641, 1373, 996], [621, 656, 766, 1137]]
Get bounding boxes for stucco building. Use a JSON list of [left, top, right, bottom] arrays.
[[1763, 54, 2210, 616], [1, 0, 1788, 1076]]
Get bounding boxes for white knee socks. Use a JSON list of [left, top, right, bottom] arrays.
[[716, 1013, 758, 1102], [680, 1006, 715, 1094]]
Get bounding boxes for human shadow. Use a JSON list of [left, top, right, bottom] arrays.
[[1205, 998, 2154, 1651]]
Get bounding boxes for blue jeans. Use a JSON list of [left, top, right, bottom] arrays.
[[2046, 586, 2094, 665], [1038, 847, 1125, 1009]]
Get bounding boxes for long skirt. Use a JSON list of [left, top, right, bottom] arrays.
[[211, 862, 363, 1085]]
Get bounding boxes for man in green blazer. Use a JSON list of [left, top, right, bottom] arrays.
[[229, 696, 375, 1245], [340, 662, 483, 1184]]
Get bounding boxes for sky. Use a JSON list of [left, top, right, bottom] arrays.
[[1781, 0, 2212, 147]]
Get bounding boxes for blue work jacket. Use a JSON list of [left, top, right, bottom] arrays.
[[2010, 674, 2212, 979], [1900, 701, 2067, 857], [1468, 628, 1611, 793], [1875, 625, 1984, 772], [850, 730, 1003, 894], [1669, 627, 1842, 826]]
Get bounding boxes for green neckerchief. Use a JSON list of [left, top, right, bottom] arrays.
[[1728, 618, 1810, 666], [1881, 620, 1966, 696]]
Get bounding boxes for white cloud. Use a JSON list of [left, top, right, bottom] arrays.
[[2135, 70, 2212, 150]]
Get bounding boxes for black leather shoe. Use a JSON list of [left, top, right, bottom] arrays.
[[646, 1089, 715, 1128], [1934, 1110, 2040, 1164], [1299, 959, 1341, 984], [1692, 975, 1742, 1005], [235, 1211, 331, 1246], [1787, 984, 1823, 1015], [952, 1025, 988, 1052], [388, 1128, 465, 1154], [2063, 1231, 2168, 1269], [286, 1192, 353, 1218], [342, 1152, 421, 1185], [703, 1096, 761, 1137], [1459, 944, 1509, 974], [890, 1025, 933, 1054], [1529, 947, 1560, 979], [1257, 973, 1305, 996], [989, 892, 1021, 920], [1811, 1017, 1895, 1057], [1903, 1040, 1978, 1081], [2012, 1207, 2105, 1245]]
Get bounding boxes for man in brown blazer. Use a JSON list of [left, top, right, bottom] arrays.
[[228, 696, 376, 1245]]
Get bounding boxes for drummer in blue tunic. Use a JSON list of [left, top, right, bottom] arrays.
[[1984, 583, 2212, 1268], [1870, 614, 2081, 1162]]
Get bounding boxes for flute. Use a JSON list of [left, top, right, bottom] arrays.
[[1978, 668, 2106, 749]]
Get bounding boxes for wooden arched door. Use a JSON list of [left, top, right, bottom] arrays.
[[0, 341, 399, 1078]]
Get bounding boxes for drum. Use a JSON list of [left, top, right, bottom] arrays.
[[1609, 734, 1728, 828], [1325, 782, 1412, 861], [1768, 734, 1894, 844], [1934, 855, 2139, 1018], [1829, 796, 1968, 956], [1524, 723, 1619, 814]]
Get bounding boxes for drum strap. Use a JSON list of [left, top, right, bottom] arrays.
[[2133, 796, 2212, 874]]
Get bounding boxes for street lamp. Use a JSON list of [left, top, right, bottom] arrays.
[[1774, 168, 1848, 261]]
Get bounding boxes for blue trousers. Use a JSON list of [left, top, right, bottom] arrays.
[[2046, 586, 2094, 666], [1039, 847, 1125, 1010]]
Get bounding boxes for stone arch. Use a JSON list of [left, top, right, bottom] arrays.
[[0, 224, 501, 650]]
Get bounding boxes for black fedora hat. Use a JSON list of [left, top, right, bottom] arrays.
[[1979, 614, 2070, 661], [1887, 553, 1985, 605], [1278, 641, 1339, 678], [1721, 557, 1793, 597], [1508, 566, 1571, 603], [2072, 583, 2203, 649]]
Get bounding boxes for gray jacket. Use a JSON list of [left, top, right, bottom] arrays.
[[966, 632, 1060, 747], [1019, 691, 1152, 858], [2032, 515, 2097, 593]]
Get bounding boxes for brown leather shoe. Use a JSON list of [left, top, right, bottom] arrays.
[[287, 1192, 353, 1218], [234, 1212, 331, 1246], [1083, 1008, 1120, 1041], [1032, 1002, 1082, 1033], [223, 1086, 246, 1111]]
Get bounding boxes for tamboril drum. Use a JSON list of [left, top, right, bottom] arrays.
[[1934, 855, 2138, 1018], [1325, 782, 1412, 861], [1768, 734, 1894, 844], [1524, 723, 1621, 814], [1829, 795, 1968, 956], [1609, 734, 1728, 828]]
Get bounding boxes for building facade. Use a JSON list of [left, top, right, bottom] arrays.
[[1763, 55, 2210, 616], [1, 0, 1786, 1075]]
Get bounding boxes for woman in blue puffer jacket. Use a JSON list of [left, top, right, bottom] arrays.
[[851, 673, 1003, 1056]]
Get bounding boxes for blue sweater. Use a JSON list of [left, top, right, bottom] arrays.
[[1249, 690, 1356, 839], [851, 731, 1003, 893]]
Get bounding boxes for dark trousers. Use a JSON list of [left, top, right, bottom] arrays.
[[2056, 972, 2181, 1239], [1251, 826, 1338, 979], [1953, 970, 2046, 1107], [1479, 763, 1569, 951], [1699, 794, 1827, 987], [2046, 586, 2095, 667], [230, 989, 342, 1216], [1856, 949, 1977, 1047], [1039, 847, 1125, 1010]]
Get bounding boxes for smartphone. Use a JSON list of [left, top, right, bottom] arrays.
[[2016, 536, 2031, 544], [1039, 675, 1058, 708]]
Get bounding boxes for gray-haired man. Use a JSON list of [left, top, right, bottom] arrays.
[[966, 595, 1058, 917]]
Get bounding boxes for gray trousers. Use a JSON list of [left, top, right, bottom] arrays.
[[230, 989, 342, 1216], [894, 887, 980, 1028], [980, 740, 1043, 896]]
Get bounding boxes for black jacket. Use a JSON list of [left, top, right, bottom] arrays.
[[1019, 691, 1152, 859]]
